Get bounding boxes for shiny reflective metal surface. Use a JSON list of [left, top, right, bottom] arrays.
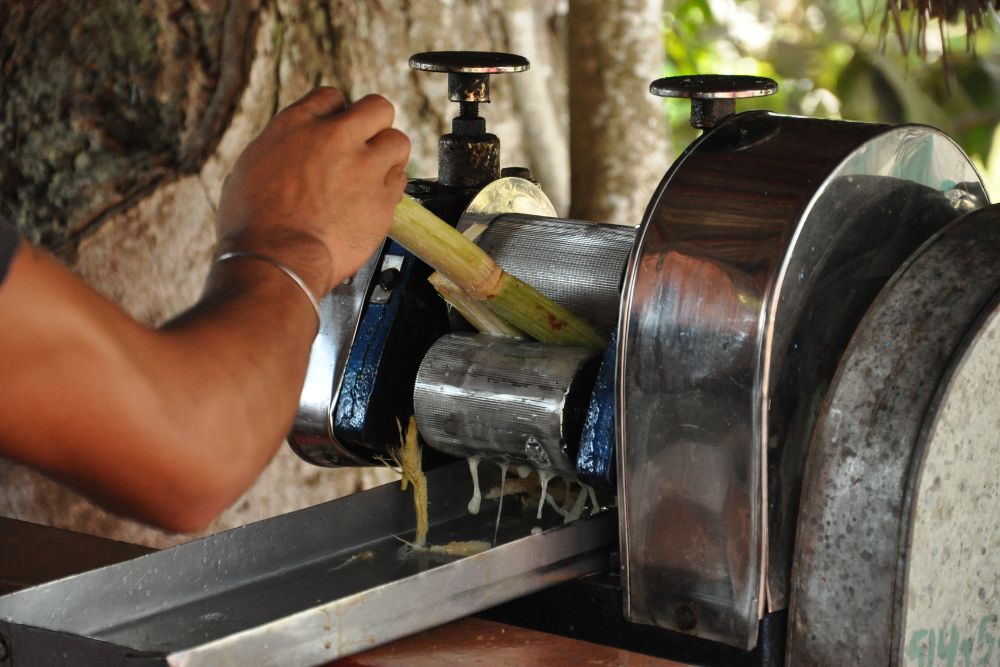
[[650, 75, 778, 99], [650, 75, 778, 129], [617, 113, 985, 649], [473, 215, 635, 336], [414, 333, 600, 476], [291, 179, 554, 467], [787, 207, 1000, 666], [763, 139, 987, 614], [408, 51, 530, 75], [457, 176, 556, 231], [290, 248, 383, 466], [457, 177, 632, 337], [0, 462, 615, 666]]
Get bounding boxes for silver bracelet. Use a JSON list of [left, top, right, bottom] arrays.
[[214, 251, 323, 328]]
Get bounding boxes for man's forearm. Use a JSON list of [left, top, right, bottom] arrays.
[[0, 245, 320, 532]]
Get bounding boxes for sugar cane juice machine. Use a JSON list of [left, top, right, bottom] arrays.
[[2, 51, 999, 666]]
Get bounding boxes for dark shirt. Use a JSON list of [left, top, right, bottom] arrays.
[[0, 217, 19, 285]]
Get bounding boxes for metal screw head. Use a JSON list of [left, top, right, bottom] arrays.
[[378, 267, 402, 291], [674, 602, 698, 631]]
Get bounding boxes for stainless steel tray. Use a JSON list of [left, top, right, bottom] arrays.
[[0, 462, 614, 666]]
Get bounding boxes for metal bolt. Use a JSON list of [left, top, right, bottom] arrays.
[[378, 268, 401, 291], [674, 602, 698, 631], [500, 166, 532, 180], [409, 52, 530, 187]]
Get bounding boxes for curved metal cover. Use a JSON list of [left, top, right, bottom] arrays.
[[787, 206, 1000, 665], [617, 112, 986, 649], [289, 250, 382, 466]]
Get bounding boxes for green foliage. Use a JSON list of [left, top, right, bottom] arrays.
[[662, 0, 1000, 195]]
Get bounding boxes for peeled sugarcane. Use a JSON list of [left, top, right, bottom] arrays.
[[426, 222, 525, 337], [390, 195, 605, 350], [427, 272, 526, 338]]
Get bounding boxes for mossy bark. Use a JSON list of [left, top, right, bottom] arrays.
[[0, 1, 260, 251]]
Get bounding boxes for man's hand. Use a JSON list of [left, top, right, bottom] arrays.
[[217, 87, 410, 296]]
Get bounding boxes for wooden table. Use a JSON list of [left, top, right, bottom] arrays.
[[331, 617, 683, 666]]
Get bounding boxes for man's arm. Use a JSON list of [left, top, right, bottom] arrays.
[[0, 87, 410, 532]]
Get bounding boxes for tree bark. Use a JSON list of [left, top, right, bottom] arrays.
[[568, 0, 668, 226]]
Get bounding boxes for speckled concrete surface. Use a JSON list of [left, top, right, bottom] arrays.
[[901, 307, 1000, 664]]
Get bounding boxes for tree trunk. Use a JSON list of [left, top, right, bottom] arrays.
[[568, 0, 668, 226]]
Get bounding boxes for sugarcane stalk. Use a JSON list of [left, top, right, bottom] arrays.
[[391, 195, 604, 349], [483, 273, 604, 347], [427, 272, 526, 338], [390, 196, 501, 298]]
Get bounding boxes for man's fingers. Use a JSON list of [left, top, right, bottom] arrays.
[[367, 127, 411, 171], [341, 94, 396, 140], [384, 164, 408, 194], [287, 86, 347, 118]]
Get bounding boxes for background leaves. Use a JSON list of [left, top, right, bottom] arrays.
[[663, 0, 1000, 196]]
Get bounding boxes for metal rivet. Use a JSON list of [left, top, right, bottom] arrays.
[[674, 602, 697, 631], [379, 268, 402, 291]]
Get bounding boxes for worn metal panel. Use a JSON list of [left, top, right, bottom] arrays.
[[0, 462, 614, 666]]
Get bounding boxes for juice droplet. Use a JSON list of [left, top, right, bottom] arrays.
[[537, 470, 554, 520], [467, 456, 482, 515]]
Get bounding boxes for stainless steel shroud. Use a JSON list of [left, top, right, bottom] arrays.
[[617, 112, 987, 649], [0, 463, 614, 666], [414, 333, 600, 476]]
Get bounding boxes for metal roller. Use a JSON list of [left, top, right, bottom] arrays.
[[413, 333, 600, 476], [467, 214, 636, 336]]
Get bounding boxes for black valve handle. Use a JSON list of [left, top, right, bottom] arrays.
[[409, 51, 529, 104], [650, 75, 778, 129], [408, 52, 530, 189]]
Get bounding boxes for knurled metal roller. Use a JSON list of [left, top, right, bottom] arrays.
[[413, 333, 600, 477], [464, 214, 635, 336]]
